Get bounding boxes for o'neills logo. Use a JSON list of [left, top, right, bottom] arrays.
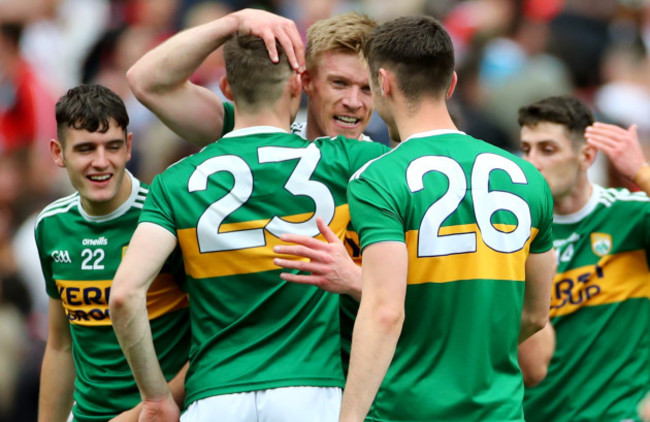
[[82, 236, 108, 246]]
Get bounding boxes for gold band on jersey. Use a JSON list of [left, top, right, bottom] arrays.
[[56, 274, 188, 326], [178, 205, 351, 279], [550, 250, 650, 318], [405, 224, 539, 285]]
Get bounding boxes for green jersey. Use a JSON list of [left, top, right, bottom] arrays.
[[34, 173, 190, 422], [348, 130, 554, 421], [524, 185, 650, 422], [227, 101, 366, 376], [139, 127, 388, 408]]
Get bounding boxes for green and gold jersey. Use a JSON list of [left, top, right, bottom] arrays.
[[348, 130, 554, 422], [524, 185, 650, 422], [139, 127, 389, 407], [34, 173, 190, 422]]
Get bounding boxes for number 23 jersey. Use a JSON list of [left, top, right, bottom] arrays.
[[140, 127, 389, 407]]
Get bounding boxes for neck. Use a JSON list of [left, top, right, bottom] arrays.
[[394, 99, 457, 141], [553, 176, 593, 215], [232, 101, 292, 132]]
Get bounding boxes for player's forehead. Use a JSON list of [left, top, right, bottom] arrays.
[[520, 122, 572, 147], [314, 51, 368, 81], [62, 119, 127, 146]]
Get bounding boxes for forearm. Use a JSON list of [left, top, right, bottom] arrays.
[[38, 346, 75, 422], [127, 15, 238, 95], [340, 302, 403, 422], [110, 291, 170, 400], [518, 322, 555, 387]]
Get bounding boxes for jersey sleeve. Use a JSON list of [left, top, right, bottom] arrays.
[[348, 174, 405, 251], [138, 174, 178, 236], [529, 173, 554, 254], [221, 101, 235, 137], [34, 219, 61, 299]]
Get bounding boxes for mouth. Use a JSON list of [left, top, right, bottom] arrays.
[[87, 174, 112, 183], [334, 115, 361, 128]]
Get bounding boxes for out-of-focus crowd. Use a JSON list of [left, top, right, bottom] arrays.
[[1, 0, 649, 419]]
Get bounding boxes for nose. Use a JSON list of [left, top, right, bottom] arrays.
[[92, 147, 109, 169], [342, 86, 362, 110], [524, 150, 543, 171]]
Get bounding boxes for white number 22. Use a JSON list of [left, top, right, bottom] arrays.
[[407, 153, 531, 257]]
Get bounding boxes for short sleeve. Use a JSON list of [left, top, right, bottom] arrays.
[[348, 175, 405, 252], [34, 220, 60, 299], [529, 174, 554, 254], [139, 174, 178, 236]]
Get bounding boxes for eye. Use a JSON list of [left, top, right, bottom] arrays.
[[361, 85, 371, 94], [332, 79, 347, 88], [542, 145, 556, 154]]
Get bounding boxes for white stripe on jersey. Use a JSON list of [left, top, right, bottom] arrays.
[[35, 197, 80, 226]]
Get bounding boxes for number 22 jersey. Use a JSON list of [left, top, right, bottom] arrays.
[[34, 172, 189, 422]]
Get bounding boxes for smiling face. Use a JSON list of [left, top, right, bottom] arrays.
[[303, 51, 374, 140], [520, 122, 584, 203], [51, 118, 132, 216]]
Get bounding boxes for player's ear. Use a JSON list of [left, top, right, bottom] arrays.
[[578, 141, 598, 170], [446, 71, 457, 99], [125, 132, 133, 162], [219, 76, 234, 101], [378, 68, 390, 97], [50, 138, 65, 168], [289, 72, 302, 99], [301, 69, 313, 95]]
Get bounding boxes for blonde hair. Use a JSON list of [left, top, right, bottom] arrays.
[[305, 12, 377, 71]]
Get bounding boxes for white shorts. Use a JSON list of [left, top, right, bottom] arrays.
[[180, 386, 342, 422]]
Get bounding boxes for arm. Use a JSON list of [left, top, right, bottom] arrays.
[[109, 362, 188, 422], [339, 242, 407, 422], [127, 8, 304, 146], [38, 298, 75, 422], [520, 249, 555, 343], [518, 322, 555, 387], [109, 223, 179, 421], [273, 217, 362, 300], [585, 122, 650, 194]]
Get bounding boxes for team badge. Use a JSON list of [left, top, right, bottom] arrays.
[[590, 233, 612, 257]]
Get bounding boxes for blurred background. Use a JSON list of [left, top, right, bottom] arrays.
[[1, 0, 649, 419]]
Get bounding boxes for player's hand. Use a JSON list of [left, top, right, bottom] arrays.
[[109, 403, 142, 422], [274, 217, 362, 300], [138, 395, 180, 422], [231, 8, 305, 72], [585, 122, 645, 180]]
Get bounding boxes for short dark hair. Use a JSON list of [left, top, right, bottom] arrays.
[[55, 84, 129, 143], [363, 16, 455, 104], [518, 95, 594, 143], [223, 33, 292, 112]]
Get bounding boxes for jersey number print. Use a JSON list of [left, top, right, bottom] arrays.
[[408, 153, 531, 257], [189, 143, 336, 253]]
